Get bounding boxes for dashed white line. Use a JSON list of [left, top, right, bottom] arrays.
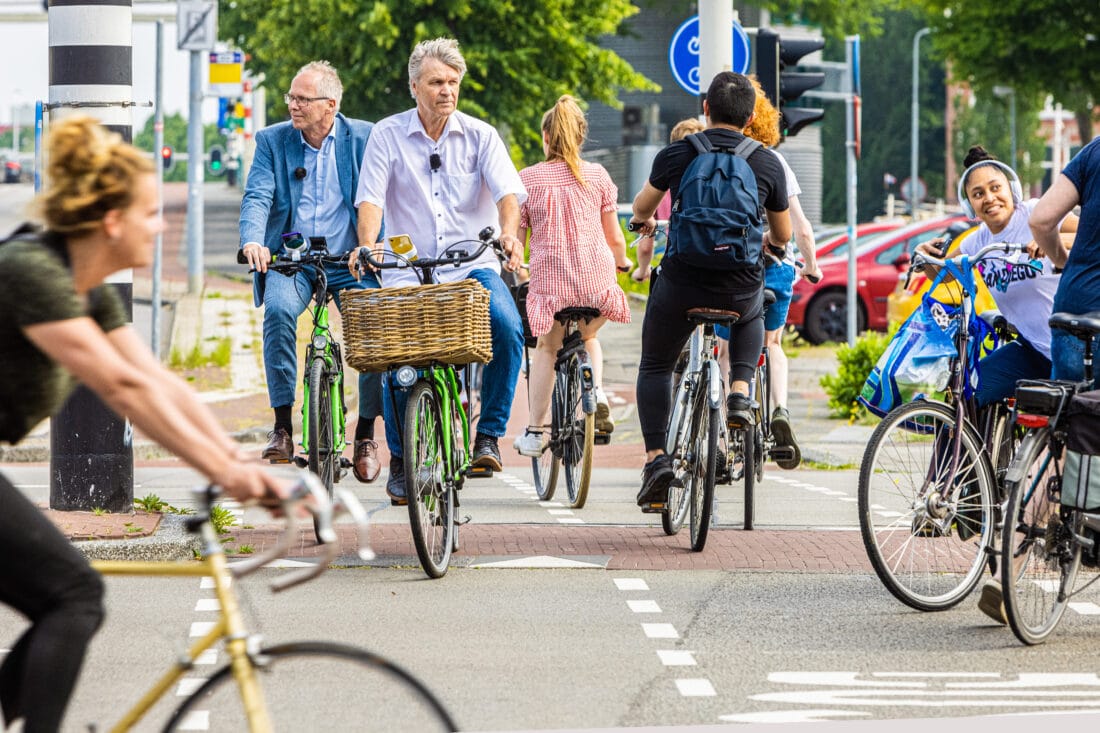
[[547, 509, 574, 516], [1069, 602, 1100, 615], [627, 600, 661, 613], [676, 678, 717, 696], [642, 623, 679, 639], [189, 621, 216, 638], [194, 598, 220, 612], [614, 578, 649, 591], [176, 710, 209, 730], [176, 678, 206, 696], [658, 650, 697, 666]]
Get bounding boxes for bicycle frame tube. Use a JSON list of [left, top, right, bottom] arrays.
[[429, 366, 470, 477], [91, 525, 273, 731]]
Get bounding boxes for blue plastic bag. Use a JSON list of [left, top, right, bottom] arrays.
[[858, 260, 991, 418]]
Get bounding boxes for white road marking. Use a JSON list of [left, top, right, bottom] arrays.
[[176, 710, 209, 730], [470, 556, 603, 569], [547, 509, 574, 515], [614, 578, 649, 591], [642, 623, 679, 639], [539, 501, 565, 507], [194, 649, 218, 665], [200, 577, 215, 589], [176, 678, 206, 696], [721, 710, 869, 723], [657, 650, 696, 666], [627, 600, 661, 613], [676, 678, 716, 696], [189, 622, 217, 638], [1069, 602, 1100, 615], [194, 598, 220, 612], [557, 518, 585, 524]]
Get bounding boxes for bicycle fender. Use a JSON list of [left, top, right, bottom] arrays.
[[705, 360, 723, 410]]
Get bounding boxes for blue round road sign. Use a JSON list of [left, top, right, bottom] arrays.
[[668, 16, 750, 96]]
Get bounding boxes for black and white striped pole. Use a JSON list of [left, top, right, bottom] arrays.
[[47, 0, 135, 511]]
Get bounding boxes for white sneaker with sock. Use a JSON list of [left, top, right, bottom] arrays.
[[513, 430, 548, 457]]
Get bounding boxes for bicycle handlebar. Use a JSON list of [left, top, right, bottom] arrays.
[[213, 473, 374, 592], [358, 226, 504, 285], [906, 242, 1037, 290], [236, 247, 350, 272]]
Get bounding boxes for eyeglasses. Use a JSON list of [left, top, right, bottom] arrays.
[[284, 94, 331, 107]]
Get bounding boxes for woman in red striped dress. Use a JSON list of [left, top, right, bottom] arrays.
[[513, 95, 632, 457]]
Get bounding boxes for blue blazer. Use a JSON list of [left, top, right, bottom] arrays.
[[239, 113, 374, 306]]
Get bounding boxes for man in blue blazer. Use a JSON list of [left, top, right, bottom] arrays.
[[239, 60, 384, 483]]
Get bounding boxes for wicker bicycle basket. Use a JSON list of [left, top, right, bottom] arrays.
[[342, 279, 492, 372]]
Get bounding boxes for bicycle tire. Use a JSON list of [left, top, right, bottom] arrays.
[[743, 424, 757, 531], [688, 376, 719, 552], [531, 445, 560, 501], [858, 400, 995, 610], [1001, 427, 1081, 645], [663, 377, 694, 536], [163, 641, 457, 732], [988, 401, 1021, 493], [558, 357, 594, 509], [308, 358, 337, 544], [404, 382, 455, 578]]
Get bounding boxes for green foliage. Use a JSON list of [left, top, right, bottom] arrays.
[[219, 0, 658, 164], [909, 0, 1099, 141], [950, 94, 1048, 189], [820, 329, 892, 420], [169, 337, 232, 369], [134, 494, 169, 512], [765, 0, 902, 42], [209, 505, 239, 535]]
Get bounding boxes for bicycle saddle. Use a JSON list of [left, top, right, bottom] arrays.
[[1050, 311, 1100, 340], [685, 307, 741, 325], [554, 307, 601, 324]]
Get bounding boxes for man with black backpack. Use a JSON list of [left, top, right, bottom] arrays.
[[629, 71, 791, 512]]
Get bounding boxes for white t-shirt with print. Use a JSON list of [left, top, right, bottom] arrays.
[[961, 199, 1060, 358]]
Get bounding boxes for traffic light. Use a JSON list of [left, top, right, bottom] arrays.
[[160, 145, 174, 172], [208, 145, 224, 176], [755, 29, 826, 138]]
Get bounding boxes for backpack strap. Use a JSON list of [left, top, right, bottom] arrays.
[[733, 137, 762, 160], [684, 132, 713, 155]]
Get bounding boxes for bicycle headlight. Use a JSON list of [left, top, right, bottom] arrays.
[[312, 334, 328, 350], [395, 365, 418, 387]]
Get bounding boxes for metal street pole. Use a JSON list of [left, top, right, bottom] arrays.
[[910, 27, 931, 215], [846, 36, 860, 346], [187, 50, 205, 294], [698, 0, 734, 111], [152, 20, 165, 359]]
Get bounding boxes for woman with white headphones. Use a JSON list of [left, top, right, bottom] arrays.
[[917, 145, 1077, 410]]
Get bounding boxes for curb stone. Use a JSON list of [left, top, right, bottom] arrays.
[[73, 514, 201, 562]]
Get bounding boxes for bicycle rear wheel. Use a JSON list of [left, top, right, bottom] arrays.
[[688, 376, 718, 552], [556, 357, 594, 509], [405, 382, 455, 578], [164, 641, 457, 731], [1001, 428, 1081, 645], [663, 378, 694, 536], [858, 400, 995, 610]]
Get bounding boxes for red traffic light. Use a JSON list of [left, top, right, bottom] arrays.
[[160, 145, 173, 171]]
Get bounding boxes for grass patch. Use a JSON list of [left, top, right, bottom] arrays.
[[237, 544, 255, 554], [801, 458, 858, 471], [209, 504, 238, 535], [92, 507, 106, 516], [169, 337, 232, 369]]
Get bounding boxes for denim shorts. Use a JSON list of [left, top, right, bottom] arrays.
[[714, 261, 795, 340]]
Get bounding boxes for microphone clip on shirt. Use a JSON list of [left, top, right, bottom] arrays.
[[294, 167, 307, 180], [429, 153, 441, 173]]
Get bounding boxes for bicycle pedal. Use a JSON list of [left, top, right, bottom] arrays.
[[769, 447, 797, 462], [339, 457, 353, 468], [292, 456, 309, 469], [456, 514, 472, 526], [594, 432, 612, 445], [640, 502, 666, 514], [464, 465, 495, 479]]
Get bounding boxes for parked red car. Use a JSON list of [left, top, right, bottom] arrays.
[[789, 214, 971, 344]]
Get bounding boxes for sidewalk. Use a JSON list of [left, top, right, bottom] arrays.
[[10, 180, 872, 554]]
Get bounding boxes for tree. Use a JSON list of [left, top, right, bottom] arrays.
[[219, 0, 657, 163], [910, 0, 1099, 144]]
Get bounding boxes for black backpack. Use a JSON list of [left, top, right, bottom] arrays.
[[668, 132, 764, 271]]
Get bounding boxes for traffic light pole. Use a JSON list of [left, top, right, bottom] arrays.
[[187, 50, 205, 294], [152, 20, 165, 359], [844, 36, 860, 347]]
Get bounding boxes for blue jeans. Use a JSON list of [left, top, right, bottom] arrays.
[[262, 262, 382, 420], [1051, 328, 1100, 386], [976, 339, 1051, 408], [384, 268, 523, 458]]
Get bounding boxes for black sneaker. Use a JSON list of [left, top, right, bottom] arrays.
[[472, 433, 503, 472], [726, 392, 754, 430], [769, 407, 801, 470], [637, 454, 675, 512], [386, 457, 408, 506]]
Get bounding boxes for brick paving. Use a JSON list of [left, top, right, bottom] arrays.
[[41, 507, 161, 541]]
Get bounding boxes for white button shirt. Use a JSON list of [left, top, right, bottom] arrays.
[[354, 108, 527, 287]]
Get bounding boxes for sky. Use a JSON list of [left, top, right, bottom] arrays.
[[0, 1, 226, 133]]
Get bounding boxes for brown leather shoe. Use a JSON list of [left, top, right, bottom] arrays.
[[262, 428, 294, 463], [353, 439, 381, 483]]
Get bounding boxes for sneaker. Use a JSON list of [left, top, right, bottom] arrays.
[[977, 578, 1008, 624], [595, 389, 615, 434], [513, 430, 547, 457], [472, 433, 503, 472], [726, 392, 754, 430], [386, 457, 407, 506], [769, 407, 801, 470], [637, 454, 675, 512]]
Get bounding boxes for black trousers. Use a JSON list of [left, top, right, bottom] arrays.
[[636, 275, 764, 451], [0, 473, 104, 732]]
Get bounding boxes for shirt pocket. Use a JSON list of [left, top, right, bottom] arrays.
[[442, 170, 482, 213]]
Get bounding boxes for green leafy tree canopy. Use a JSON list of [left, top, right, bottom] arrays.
[[220, 0, 657, 163]]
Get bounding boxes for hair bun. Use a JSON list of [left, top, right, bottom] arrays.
[[963, 145, 996, 169]]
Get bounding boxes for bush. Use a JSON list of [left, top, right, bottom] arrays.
[[820, 329, 893, 420]]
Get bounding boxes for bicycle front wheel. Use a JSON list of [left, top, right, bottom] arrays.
[[405, 382, 455, 578], [688, 380, 719, 552], [858, 400, 995, 610], [307, 357, 337, 495], [1001, 427, 1081, 645], [663, 378, 693, 536], [164, 641, 457, 732], [555, 358, 594, 509]]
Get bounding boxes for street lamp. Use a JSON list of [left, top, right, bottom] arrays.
[[910, 27, 931, 215], [993, 85, 1017, 172]]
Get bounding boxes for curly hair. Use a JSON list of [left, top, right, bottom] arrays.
[[36, 116, 153, 235], [744, 77, 781, 147]]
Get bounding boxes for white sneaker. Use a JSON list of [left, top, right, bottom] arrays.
[[513, 431, 547, 457]]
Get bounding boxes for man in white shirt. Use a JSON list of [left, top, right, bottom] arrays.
[[351, 37, 526, 503]]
